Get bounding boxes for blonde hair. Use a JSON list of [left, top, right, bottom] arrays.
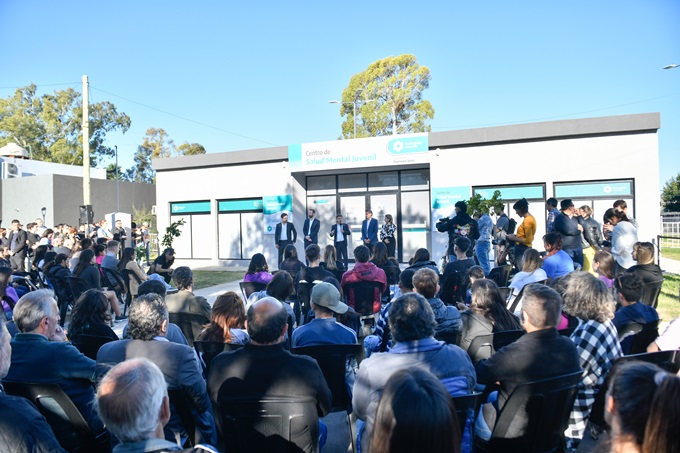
[[634, 242, 655, 265], [579, 205, 593, 217], [550, 272, 614, 323], [521, 249, 543, 273]]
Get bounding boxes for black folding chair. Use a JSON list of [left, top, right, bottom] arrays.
[[296, 281, 316, 326], [239, 281, 267, 302], [474, 370, 582, 453], [344, 281, 384, 337], [467, 330, 525, 364], [168, 312, 210, 348], [70, 334, 115, 360], [68, 276, 90, 301], [641, 279, 664, 308], [167, 388, 199, 447], [488, 264, 512, 287], [452, 392, 483, 446], [618, 320, 660, 355], [292, 344, 363, 453], [2, 381, 109, 452], [48, 275, 74, 327], [193, 341, 244, 374]]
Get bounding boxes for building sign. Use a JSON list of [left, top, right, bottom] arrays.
[[474, 185, 544, 201], [263, 195, 293, 235], [288, 133, 429, 172], [554, 181, 633, 199], [431, 186, 470, 231], [218, 199, 264, 213], [170, 201, 211, 215]]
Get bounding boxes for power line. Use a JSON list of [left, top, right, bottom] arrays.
[[431, 93, 678, 130], [89, 86, 280, 147]]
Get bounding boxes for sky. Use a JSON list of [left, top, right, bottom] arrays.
[[1, 1, 679, 190]]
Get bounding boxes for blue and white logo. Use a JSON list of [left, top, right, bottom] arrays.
[[387, 136, 428, 155]]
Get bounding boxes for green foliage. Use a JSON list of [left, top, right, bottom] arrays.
[[106, 163, 129, 180], [134, 244, 147, 262], [338, 54, 434, 138], [467, 190, 503, 217], [161, 218, 186, 249], [176, 142, 206, 156], [132, 205, 155, 232], [0, 84, 130, 166], [661, 172, 680, 212]]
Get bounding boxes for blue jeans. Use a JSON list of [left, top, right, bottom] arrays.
[[476, 241, 492, 275], [474, 391, 498, 441]]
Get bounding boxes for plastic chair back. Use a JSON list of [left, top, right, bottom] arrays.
[[70, 334, 115, 360], [68, 276, 90, 301], [167, 388, 199, 447], [168, 312, 210, 348], [214, 398, 320, 453], [2, 381, 108, 452], [467, 330, 525, 363], [618, 320, 660, 355], [440, 270, 464, 305], [452, 392, 483, 447], [193, 341, 244, 373], [239, 281, 267, 301], [641, 279, 664, 308], [296, 281, 316, 325], [498, 287, 512, 303], [49, 274, 74, 326], [475, 371, 582, 453], [345, 281, 383, 316]]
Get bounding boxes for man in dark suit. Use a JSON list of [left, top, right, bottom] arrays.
[[302, 208, 320, 250], [7, 219, 28, 271], [474, 284, 581, 440], [361, 209, 379, 252], [330, 214, 351, 269], [274, 212, 297, 266], [96, 293, 217, 446]]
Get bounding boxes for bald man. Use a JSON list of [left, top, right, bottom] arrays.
[[207, 297, 331, 451]]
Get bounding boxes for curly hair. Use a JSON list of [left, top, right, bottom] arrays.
[[127, 294, 168, 341], [550, 271, 614, 323], [199, 291, 246, 343], [69, 289, 111, 337]]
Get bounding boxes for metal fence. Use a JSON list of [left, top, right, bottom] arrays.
[[660, 220, 680, 248]]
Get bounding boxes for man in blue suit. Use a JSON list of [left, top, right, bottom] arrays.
[[361, 210, 379, 252], [275, 213, 297, 265], [302, 209, 321, 250]]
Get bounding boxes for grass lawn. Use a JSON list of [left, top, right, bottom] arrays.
[[658, 273, 680, 322], [661, 247, 680, 262], [192, 271, 244, 289]]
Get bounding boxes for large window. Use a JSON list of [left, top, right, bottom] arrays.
[[217, 198, 264, 260], [169, 201, 211, 259]]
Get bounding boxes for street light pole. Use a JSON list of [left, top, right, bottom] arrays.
[[115, 145, 120, 213], [329, 94, 375, 139]]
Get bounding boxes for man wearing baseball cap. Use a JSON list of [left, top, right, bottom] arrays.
[[292, 282, 357, 347]]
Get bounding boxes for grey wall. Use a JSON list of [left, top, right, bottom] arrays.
[[1, 175, 155, 227]]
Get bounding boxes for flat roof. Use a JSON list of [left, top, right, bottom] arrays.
[[153, 112, 660, 172]]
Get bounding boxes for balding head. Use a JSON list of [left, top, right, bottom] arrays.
[[246, 297, 288, 345]]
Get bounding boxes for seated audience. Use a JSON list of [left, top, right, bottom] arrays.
[[97, 293, 217, 445], [165, 266, 211, 346], [68, 289, 119, 343], [0, 246, 10, 268], [474, 285, 580, 441], [73, 249, 126, 322], [612, 273, 659, 339], [370, 368, 461, 453], [412, 268, 462, 342], [5, 289, 104, 433], [647, 315, 680, 352], [96, 357, 218, 453], [405, 248, 440, 273], [207, 297, 331, 451], [279, 244, 305, 277], [341, 245, 387, 314], [605, 361, 680, 453], [133, 280, 189, 346], [0, 267, 18, 321], [295, 244, 334, 289], [319, 244, 346, 273], [542, 232, 574, 280], [459, 279, 522, 351], [508, 248, 547, 301], [150, 248, 175, 284], [441, 237, 476, 303], [243, 253, 273, 285], [628, 241, 664, 294], [292, 282, 357, 347], [119, 246, 149, 298], [69, 237, 92, 272], [593, 249, 616, 288], [353, 293, 476, 453], [551, 272, 622, 449], [198, 291, 249, 345], [93, 244, 106, 265], [0, 316, 65, 452], [464, 265, 487, 305]]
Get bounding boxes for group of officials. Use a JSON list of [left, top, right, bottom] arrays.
[[274, 209, 382, 267]]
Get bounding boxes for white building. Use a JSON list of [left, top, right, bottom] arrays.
[[153, 112, 660, 268]]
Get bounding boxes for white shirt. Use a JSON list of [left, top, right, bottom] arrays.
[[335, 224, 345, 242], [279, 223, 288, 241]]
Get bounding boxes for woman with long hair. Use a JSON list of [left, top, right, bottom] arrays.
[[603, 208, 638, 273], [0, 267, 19, 321], [69, 237, 92, 272], [508, 248, 547, 300], [244, 253, 274, 285], [32, 244, 50, 272], [459, 279, 522, 351], [38, 228, 54, 246], [150, 247, 175, 284], [507, 198, 536, 271], [605, 362, 680, 453], [405, 248, 439, 273], [93, 244, 106, 266], [320, 244, 345, 272], [198, 291, 249, 344], [279, 244, 305, 277], [68, 289, 118, 342], [118, 247, 148, 298], [593, 250, 616, 288], [72, 249, 126, 321], [370, 368, 461, 453], [379, 214, 397, 258], [551, 271, 622, 449]]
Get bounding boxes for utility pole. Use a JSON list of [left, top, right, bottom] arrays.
[[82, 75, 91, 206]]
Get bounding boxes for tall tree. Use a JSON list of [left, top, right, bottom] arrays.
[[662, 172, 680, 212], [127, 128, 174, 184], [337, 54, 434, 138], [0, 84, 131, 165], [176, 142, 206, 156], [106, 163, 129, 181]]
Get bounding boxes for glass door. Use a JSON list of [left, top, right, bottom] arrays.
[[307, 195, 337, 249], [340, 195, 367, 260]]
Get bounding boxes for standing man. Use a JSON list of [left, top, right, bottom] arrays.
[[274, 213, 297, 266], [97, 219, 113, 240], [330, 214, 351, 269], [361, 209, 379, 252], [546, 198, 560, 233], [141, 221, 151, 265], [112, 219, 127, 251], [7, 219, 28, 272], [302, 209, 320, 263], [554, 199, 584, 269]]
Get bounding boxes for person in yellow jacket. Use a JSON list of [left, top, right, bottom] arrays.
[[506, 198, 536, 271]]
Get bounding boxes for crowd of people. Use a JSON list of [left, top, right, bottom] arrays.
[[0, 197, 678, 453]]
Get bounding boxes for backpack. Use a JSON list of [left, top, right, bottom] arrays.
[[507, 218, 517, 235]]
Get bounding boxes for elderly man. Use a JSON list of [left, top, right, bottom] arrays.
[[353, 292, 476, 453], [4, 289, 104, 433], [474, 285, 581, 441], [0, 316, 66, 452], [97, 294, 217, 446], [96, 358, 217, 453], [165, 266, 211, 346], [208, 297, 331, 451]]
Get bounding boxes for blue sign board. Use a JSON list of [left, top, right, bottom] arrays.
[[263, 195, 293, 235], [554, 181, 632, 198], [218, 199, 264, 212], [170, 201, 211, 215]]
